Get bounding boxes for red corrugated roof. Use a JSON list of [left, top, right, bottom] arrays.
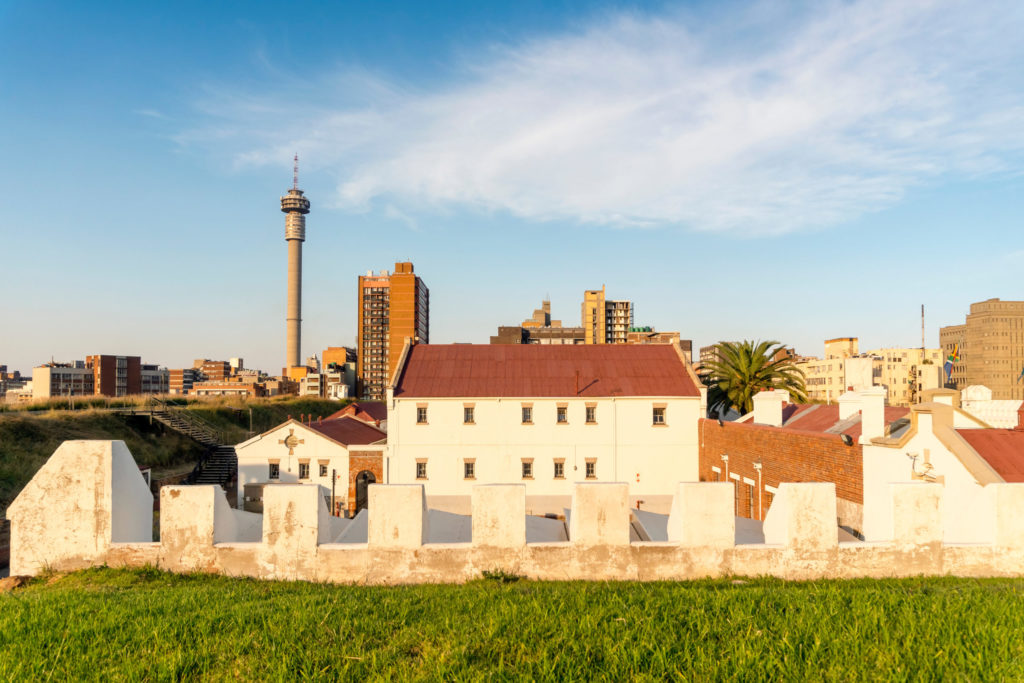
[[394, 344, 698, 398], [307, 416, 386, 446], [781, 404, 909, 438], [957, 429, 1024, 482], [326, 401, 388, 423]]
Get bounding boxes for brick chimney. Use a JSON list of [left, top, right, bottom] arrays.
[[752, 389, 788, 427], [859, 387, 887, 443], [837, 391, 861, 420]]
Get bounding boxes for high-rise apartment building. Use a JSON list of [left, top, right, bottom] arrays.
[[357, 262, 429, 400], [581, 286, 633, 344], [940, 298, 1024, 400]]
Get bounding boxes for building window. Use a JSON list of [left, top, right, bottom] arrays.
[[586, 406, 597, 424], [416, 462, 427, 480], [298, 463, 310, 480], [464, 461, 475, 479], [319, 464, 328, 477], [554, 461, 565, 479], [653, 407, 666, 425], [269, 463, 280, 480], [417, 406, 428, 424], [522, 406, 533, 424], [556, 406, 568, 423], [464, 406, 475, 424], [521, 461, 533, 479], [585, 460, 597, 480]]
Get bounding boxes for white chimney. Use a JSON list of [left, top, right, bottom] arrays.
[[752, 389, 788, 427], [837, 391, 862, 420], [859, 387, 887, 444]]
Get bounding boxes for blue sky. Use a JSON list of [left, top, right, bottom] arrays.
[[1, 0, 1022, 374]]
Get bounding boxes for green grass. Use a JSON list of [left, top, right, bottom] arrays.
[[2, 568, 1024, 680]]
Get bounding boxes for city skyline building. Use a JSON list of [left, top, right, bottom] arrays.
[[940, 298, 1024, 400], [281, 155, 311, 374], [357, 261, 429, 400], [582, 286, 634, 344]]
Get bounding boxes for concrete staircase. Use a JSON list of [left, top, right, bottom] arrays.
[[193, 445, 237, 486], [143, 397, 236, 490]]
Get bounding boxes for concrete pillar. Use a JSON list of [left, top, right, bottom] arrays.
[[262, 484, 330, 556], [6, 440, 152, 576], [159, 486, 220, 572], [666, 482, 734, 547], [763, 483, 837, 550], [472, 484, 526, 547], [837, 391, 861, 420], [890, 483, 943, 546], [984, 484, 1024, 547], [368, 484, 429, 548], [570, 483, 630, 546], [859, 387, 887, 443], [752, 389, 787, 426]]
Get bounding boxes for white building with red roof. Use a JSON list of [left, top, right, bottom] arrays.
[[234, 414, 386, 516], [861, 389, 1024, 543], [386, 342, 706, 513]]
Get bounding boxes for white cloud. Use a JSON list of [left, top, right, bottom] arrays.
[[183, 0, 1024, 234]]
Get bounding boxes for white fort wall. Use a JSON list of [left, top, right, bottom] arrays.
[[9, 440, 1024, 582], [388, 396, 700, 512]]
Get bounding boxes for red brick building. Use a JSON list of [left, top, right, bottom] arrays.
[[698, 390, 908, 534]]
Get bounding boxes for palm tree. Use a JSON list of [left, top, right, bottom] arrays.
[[700, 340, 807, 417]]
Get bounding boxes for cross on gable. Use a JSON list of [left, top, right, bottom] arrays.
[[278, 428, 305, 456]]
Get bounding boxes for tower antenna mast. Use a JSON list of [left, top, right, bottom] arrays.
[[293, 153, 299, 190]]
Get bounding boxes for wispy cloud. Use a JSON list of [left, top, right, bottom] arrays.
[[181, 0, 1024, 234]]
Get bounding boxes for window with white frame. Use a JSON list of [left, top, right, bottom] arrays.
[[319, 463, 328, 477], [554, 461, 565, 479], [653, 406, 666, 425], [416, 406, 428, 424], [585, 405, 597, 424], [416, 461, 427, 480], [298, 462, 310, 480], [464, 461, 475, 479], [585, 460, 597, 479], [521, 406, 533, 424], [556, 406, 568, 423], [464, 406, 475, 424], [269, 463, 280, 480]]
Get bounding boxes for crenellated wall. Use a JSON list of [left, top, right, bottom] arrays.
[[8, 440, 1024, 582]]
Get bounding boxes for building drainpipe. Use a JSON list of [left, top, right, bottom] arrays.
[[613, 397, 618, 484], [753, 460, 763, 521], [721, 454, 729, 480]]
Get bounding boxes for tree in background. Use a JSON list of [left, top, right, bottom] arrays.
[[701, 340, 807, 417]]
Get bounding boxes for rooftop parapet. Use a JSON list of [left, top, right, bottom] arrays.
[[9, 441, 1024, 582]]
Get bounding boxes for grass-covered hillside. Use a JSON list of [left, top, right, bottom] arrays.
[[2, 568, 1023, 680], [0, 397, 350, 516], [0, 412, 203, 516]]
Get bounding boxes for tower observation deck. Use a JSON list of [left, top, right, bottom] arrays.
[[281, 156, 310, 371]]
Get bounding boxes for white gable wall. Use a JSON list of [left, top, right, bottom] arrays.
[[235, 422, 351, 510]]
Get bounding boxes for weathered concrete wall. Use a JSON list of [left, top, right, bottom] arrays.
[[12, 441, 1024, 583]]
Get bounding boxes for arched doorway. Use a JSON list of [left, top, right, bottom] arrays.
[[355, 470, 376, 513]]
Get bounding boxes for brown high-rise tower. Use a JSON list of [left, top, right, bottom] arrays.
[[281, 155, 310, 371], [357, 262, 429, 400]]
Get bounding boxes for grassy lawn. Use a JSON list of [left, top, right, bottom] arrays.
[[2, 568, 1023, 680]]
